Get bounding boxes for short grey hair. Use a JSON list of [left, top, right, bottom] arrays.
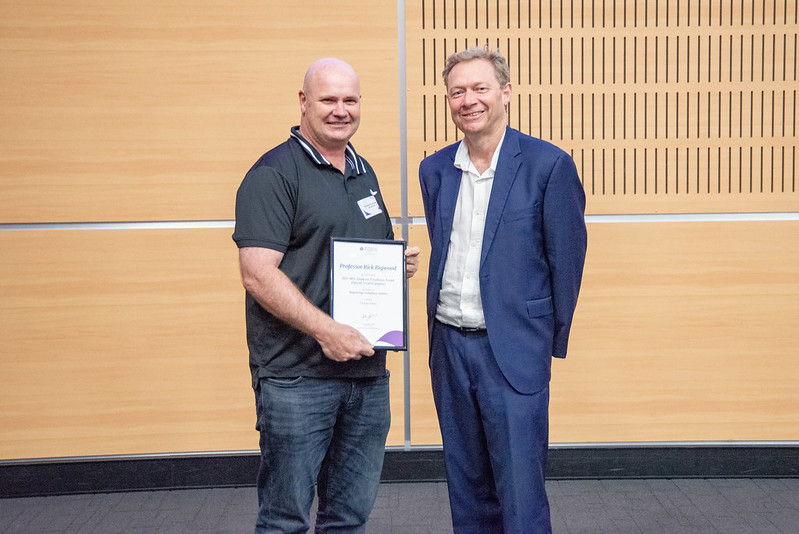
[[442, 47, 511, 89]]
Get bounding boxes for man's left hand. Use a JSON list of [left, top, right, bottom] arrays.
[[404, 246, 421, 278]]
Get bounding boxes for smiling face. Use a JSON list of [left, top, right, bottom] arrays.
[[298, 59, 361, 153], [445, 58, 511, 142]]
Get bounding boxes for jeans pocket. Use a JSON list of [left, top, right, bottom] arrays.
[[264, 376, 304, 387]]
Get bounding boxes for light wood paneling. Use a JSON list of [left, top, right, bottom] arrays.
[[385, 226, 408, 447], [551, 220, 799, 442], [2, 220, 798, 457], [0, 227, 408, 459], [406, 220, 799, 445], [3, 0, 799, 462], [407, 225, 441, 445], [0, 228, 252, 458], [405, 0, 799, 216], [0, 0, 400, 224]]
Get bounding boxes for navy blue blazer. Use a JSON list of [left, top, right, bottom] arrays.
[[419, 126, 588, 394]]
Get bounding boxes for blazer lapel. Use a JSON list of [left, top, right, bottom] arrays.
[[481, 127, 521, 267], [436, 148, 462, 279]]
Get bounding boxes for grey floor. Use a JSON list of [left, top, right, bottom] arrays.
[[2, 478, 799, 533]]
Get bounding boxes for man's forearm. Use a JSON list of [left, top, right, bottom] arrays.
[[243, 262, 332, 340]]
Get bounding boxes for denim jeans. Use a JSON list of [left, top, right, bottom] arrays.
[[254, 373, 391, 534]]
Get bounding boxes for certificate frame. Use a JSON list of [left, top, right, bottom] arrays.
[[330, 237, 408, 351]]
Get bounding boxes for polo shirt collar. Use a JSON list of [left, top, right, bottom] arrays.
[[290, 126, 366, 175]]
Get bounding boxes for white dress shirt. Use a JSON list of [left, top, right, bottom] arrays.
[[436, 132, 506, 329]]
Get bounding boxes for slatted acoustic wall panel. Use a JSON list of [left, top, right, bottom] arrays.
[[405, 0, 799, 446], [406, 0, 798, 215]]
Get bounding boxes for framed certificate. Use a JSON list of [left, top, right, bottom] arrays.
[[330, 238, 408, 350]]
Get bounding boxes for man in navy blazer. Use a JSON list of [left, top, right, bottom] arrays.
[[419, 47, 587, 533]]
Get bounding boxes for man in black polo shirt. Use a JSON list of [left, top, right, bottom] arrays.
[[233, 57, 420, 533]]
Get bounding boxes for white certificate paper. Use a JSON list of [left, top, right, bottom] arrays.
[[330, 238, 408, 350]]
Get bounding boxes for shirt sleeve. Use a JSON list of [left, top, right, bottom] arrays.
[[232, 164, 296, 252]]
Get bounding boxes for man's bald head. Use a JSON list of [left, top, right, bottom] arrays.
[[302, 58, 360, 97], [298, 58, 362, 157]]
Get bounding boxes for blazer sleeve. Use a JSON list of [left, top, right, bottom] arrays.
[[543, 152, 588, 358], [418, 158, 438, 244]]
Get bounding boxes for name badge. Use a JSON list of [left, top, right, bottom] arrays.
[[357, 195, 383, 219]]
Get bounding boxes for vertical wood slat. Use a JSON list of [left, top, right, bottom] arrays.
[[408, 0, 799, 214]]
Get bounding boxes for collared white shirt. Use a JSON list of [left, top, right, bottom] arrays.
[[436, 132, 506, 328]]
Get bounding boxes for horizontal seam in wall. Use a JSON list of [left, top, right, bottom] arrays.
[[1, 212, 799, 231]]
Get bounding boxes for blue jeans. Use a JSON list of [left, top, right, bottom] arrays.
[[254, 373, 391, 534]]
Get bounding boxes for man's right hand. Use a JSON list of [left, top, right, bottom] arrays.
[[316, 321, 375, 362]]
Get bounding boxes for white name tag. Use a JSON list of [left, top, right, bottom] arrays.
[[357, 195, 383, 219]]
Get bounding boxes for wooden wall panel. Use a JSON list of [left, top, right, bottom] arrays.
[[0, 0, 400, 224], [2, 0, 798, 462], [1, 222, 797, 456], [407, 220, 799, 445], [0, 227, 406, 459], [406, 225, 441, 445], [406, 0, 799, 217], [0, 228, 251, 458], [552, 220, 799, 442], [386, 226, 409, 447]]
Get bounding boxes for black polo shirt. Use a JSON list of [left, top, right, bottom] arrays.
[[233, 127, 394, 387]]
